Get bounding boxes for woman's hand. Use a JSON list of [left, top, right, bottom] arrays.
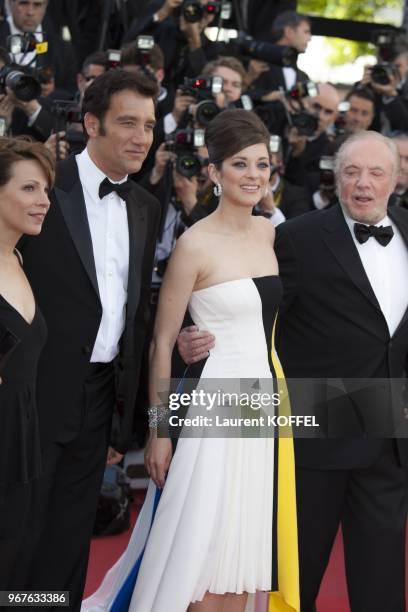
[[145, 434, 173, 488]]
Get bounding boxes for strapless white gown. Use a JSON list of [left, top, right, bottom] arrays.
[[82, 277, 299, 612]]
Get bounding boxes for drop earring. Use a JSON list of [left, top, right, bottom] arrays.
[[213, 183, 222, 197]]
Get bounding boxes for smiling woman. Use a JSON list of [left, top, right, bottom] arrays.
[[0, 137, 55, 591]]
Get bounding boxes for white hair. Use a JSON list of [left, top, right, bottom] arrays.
[[334, 130, 400, 184]]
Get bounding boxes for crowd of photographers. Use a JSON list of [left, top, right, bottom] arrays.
[[2, 1, 408, 295]]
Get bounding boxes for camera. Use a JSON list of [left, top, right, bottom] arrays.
[[333, 101, 349, 137], [285, 81, 319, 137], [181, 0, 222, 23], [269, 135, 281, 154], [290, 111, 319, 137], [50, 100, 86, 155], [236, 32, 298, 68], [0, 63, 41, 101], [107, 49, 122, 70], [319, 156, 335, 191], [180, 75, 223, 126], [134, 35, 154, 67], [165, 128, 205, 178], [372, 29, 399, 62], [6, 32, 48, 56], [286, 81, 318, 101], [371, 63, 399, 86]]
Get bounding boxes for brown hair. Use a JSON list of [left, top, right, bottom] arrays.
[[202, 56, 247, 88], [121, 42, 164, 71], [0, 137, 55, 188], [205, 109, 270, 167], [82, 69, 159, 125]]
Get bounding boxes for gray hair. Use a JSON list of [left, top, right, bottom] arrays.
[[334, 130, 400, 184]]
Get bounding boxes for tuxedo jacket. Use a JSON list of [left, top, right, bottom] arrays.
[[20, 155, 160, 453], [275, 204, 408, 469]]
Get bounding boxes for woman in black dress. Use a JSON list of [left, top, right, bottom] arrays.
[[0, 138, 55, 589]]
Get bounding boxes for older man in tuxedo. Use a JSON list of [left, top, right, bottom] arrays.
[[20, 69, 160, 610], [179, 130, 408, 612]]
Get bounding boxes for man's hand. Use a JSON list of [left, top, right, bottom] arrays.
[[258, 185, 276, 213], [179, 16, 202, 49], [247, 59, 269, 85], [0, 93, 15, 128], [172, 89, 196, 124], [177, 325, 215, 364], [261, 90, 283, 103], [156, 0, 183, 22], [150, 142, 175, 185], [106, 446, 124, 465], [173, 170, 198, 213], [44, 131, 69, 161], [144, 435, 173, 488]]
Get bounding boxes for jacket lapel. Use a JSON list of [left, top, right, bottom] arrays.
[[322, 205, 383, 315], [388, 207, 408, 336], [54, 158, 100, 300], [125, 186, 148, 320]]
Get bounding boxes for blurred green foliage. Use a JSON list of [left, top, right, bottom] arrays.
[[297, 0, 402, 66]]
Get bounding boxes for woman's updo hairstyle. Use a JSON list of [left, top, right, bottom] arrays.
[[205, 109, 270, 168]]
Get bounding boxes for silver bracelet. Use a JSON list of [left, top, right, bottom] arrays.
[[148, 405, 170, 428]]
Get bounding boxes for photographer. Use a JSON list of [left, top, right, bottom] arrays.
[[0, 46, 54, 140], [248, 11, 311, 96], [122, 0, 223, 90], [0, 0, 77, 93], [358, 60, 408, 133], [284, 82, 339, 195], [76, 51, 109, 104], [201, 56, 247, 105], [389, 132, 408, 209], [256, 136, 313, 220]]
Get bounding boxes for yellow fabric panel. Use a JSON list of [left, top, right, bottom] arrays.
[[269, 315, 300, 612]]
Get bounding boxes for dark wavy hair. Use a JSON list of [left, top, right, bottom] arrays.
[[82, 69, 159, 127], [205, 109, 270, 168]]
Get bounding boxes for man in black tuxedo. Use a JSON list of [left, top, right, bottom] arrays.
[[179, 130, 408, 611], [275, 130, 408, 612], [20, 69, 160, 610]]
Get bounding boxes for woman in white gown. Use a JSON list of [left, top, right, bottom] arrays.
[[82, 109, 299, 612]]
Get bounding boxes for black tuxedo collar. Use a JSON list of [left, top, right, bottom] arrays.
[[323, 204, 408, 338], [322, 204, 384, 320], [54, 155, 148, 314]]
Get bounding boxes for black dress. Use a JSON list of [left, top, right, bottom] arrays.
[[0, 292, 47, 588]]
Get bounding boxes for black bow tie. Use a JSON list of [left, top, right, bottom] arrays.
[[353, 223, 394, 246], [98, 177, 133, 201]]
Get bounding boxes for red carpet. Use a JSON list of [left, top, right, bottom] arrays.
[[85, 490, 408, 611]]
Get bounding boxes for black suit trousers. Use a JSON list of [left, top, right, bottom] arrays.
[[25, 363, 115, 612], [296, 440, 408, 612]]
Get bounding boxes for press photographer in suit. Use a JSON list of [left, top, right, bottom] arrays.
[[20, 69, 160, 609]]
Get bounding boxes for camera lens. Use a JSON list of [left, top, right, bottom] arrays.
[[6, 70, 41, 102], [195, 100, 220, 126], [176, 154, 202, 178], [182, 0, 204, 23]]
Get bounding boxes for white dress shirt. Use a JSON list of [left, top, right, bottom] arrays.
[[76, 148, 130, 362], [343, 209, 408, 337]]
